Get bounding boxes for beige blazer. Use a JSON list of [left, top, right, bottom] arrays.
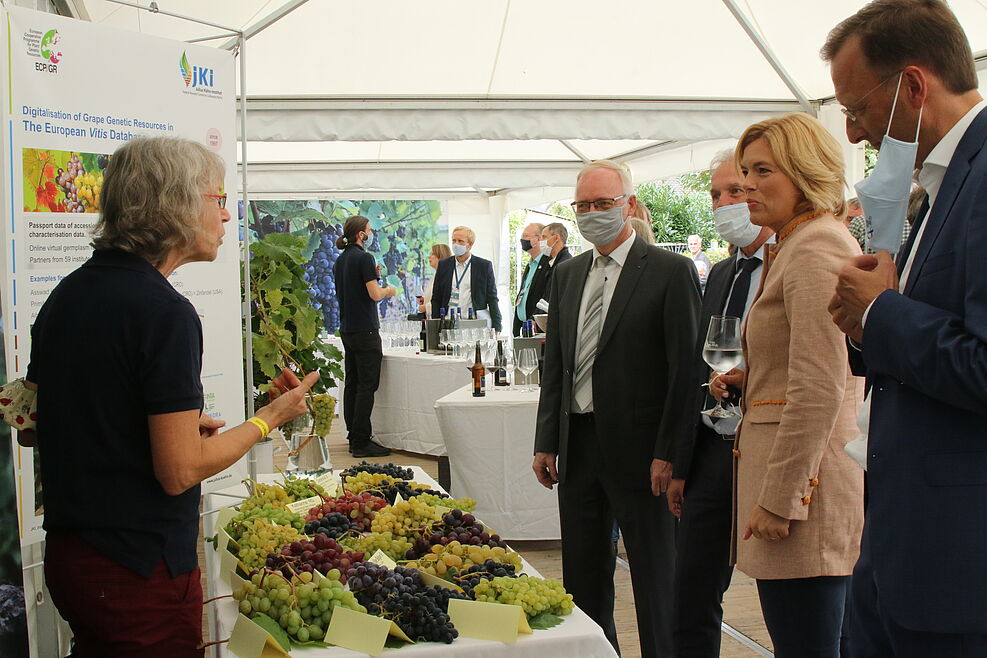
[[732, 214, 864, 580]]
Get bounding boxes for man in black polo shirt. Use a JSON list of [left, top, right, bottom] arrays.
[[333, 215, 395, 457]]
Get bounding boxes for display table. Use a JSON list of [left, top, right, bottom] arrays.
[[342, 349, 468, 456], [435, 385, 560, 541], [203, 469, 616, 658]]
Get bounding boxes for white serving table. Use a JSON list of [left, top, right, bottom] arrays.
[[435, 385, 561, 541], [203, 468, 615, 658]]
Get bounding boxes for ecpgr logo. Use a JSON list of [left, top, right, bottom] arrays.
[[179, 51, 221, 98], [22, 27, 62, 74]]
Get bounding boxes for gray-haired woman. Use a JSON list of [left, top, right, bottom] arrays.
[[23, 137, 317, 656]]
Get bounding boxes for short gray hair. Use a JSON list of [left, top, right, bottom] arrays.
[[709, 148, 738, 175], [545, 222, 568, 243], [93, 137, 224, 266], [576, 160, 634, 196]]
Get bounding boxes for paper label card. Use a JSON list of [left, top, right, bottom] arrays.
[[447, 599, 531, 644], [217, 506, 238, 529], [215, 527, 235, 552], [228, 613, 291, 658], [287, 495, 323, 515], [324, 605, 411, 656], [393, 491, 404, 504], [315, 472, 339, 496], [220, 548, 246, 586], [368, 549, 397, 569], [420, 571, 465, 593]]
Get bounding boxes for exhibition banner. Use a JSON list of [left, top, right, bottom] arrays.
[[1, 6, 246, 546]]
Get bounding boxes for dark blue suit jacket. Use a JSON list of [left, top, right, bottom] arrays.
[[855, 105, 987, 634], [430, 254, 502, 331]]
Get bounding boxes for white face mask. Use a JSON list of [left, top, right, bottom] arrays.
[[538, 239, 552, 257], [451, 243, 469, 257], [713, 202, 761, 248], [576, 206, 626, 246], [853, 73, 923, 254]]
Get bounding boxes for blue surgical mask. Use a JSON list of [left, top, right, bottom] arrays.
[[451, 243, 468, 257], [713, 202, 761, 248], [576, 206, 626, 246], [853, 73, 923, 254]]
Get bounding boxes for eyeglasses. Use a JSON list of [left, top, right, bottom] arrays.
[[203, 194, 228, 209], [571, 195, 626, 214], [839, 69, 903, 123]]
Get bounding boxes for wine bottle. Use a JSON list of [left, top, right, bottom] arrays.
[[468, 307, 475, 320], [419, 320, 428, 352], [452, 307, 460, 330], [494, 339, 508, 386], [471, 342, 486, 397]]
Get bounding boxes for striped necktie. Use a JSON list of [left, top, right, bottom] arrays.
[[573, 255, 611, 412]]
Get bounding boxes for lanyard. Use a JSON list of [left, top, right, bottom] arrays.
[[453, 259, 471, 289]]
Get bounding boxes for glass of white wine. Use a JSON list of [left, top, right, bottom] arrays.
[[701, 315, 743, 419]]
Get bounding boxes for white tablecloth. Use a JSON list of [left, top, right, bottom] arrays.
[[204, 469, 615, 658], [338, 348, 470, 455], [435, 386, 561, 541]]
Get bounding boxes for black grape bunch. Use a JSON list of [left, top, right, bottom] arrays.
[[304, 223, 343, 333]]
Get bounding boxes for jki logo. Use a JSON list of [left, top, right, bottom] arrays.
[[180, 51, 214, 88]]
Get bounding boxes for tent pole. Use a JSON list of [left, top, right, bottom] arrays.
[[105, 0, 240, 33], [220, 0, 311, 51], [720, 0, 815, 116]]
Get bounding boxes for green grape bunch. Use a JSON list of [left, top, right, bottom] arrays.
[[233, 568, 366, 643], [369, 497, 442, 538], [226, 507, 304, 542], [416, 493, 477, 512], [239, 481, 291, 516], [472, 575, 575, 618], [339, 531, 414, 562], [280, 472, 328, 502], [236, 518, 305, 571], [311, 393, 335, 436]]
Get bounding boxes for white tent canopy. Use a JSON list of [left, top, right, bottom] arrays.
[[73, 0, 987, 198]]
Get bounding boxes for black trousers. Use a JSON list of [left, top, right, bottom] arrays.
[[757, 575, 850, 658], [340, 330, 382, 445], [558, 413, 676, 657], [850, 540, 987, 657], [672, 424, 735, 657]]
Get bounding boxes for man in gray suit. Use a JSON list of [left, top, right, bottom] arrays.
[[533, 160, 701, 657]]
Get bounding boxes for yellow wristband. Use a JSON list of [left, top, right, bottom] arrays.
[[246, 416, 270, 438]]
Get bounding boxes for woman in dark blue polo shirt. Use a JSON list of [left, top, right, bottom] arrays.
[[332, 215, 395, 458], [24, 137, 318, 656]]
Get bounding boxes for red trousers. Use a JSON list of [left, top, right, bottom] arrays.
[[44, 530, 204, 657]]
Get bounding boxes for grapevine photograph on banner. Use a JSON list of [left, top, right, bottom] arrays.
[[248, 200, 448, 334]]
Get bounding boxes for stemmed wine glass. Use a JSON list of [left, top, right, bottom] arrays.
[[701, 315, 743, 418], [517, 348, 538, 392]]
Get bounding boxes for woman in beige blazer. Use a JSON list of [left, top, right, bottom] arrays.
[[712, 113, 864, 657]]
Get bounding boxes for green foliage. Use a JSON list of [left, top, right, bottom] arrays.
[[249, 233, 343, 399], [636, 171, 717, 248], [864, 143, 877, 177]]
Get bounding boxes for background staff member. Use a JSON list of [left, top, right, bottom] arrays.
[[513, 222, 547, 336], [538, 222, 573, 306], [430, 226, 502, 332], [333, 215, 394, 458]]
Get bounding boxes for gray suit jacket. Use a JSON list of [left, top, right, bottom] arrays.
[[534, 236, 701, 486]]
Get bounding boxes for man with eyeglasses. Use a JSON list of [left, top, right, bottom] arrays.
[[533, 160, 701, 657], [823, 0, 987, 655]]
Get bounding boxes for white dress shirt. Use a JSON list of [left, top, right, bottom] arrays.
[[570, 231, 636, 413], [451, 255, 473, 312]]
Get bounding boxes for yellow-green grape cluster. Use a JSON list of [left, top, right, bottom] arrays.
[[281, 472, 328, 502], [226, 506, 303, 541], [472, 575, 575, 618], [236, 518, 305, 571], [338, 531, 414, 561], [416, 493, 477, 512], [233, 569, 366, 643], [343, 472, 400, 495], [369, 497, 442, 537], [406, 541, 522, 576], [239, 482, 291, 515], [311, 393, 335, 437]]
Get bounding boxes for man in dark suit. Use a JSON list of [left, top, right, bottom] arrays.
[[533, 160, 700, 657], [667, 154, 774, 657], [430, 225, 502, 332], [513, 222, 547, 336], [824, 1, 987, 654], [539, 222, 573, 307]]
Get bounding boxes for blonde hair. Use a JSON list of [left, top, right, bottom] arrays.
[[576, 160, 634, 196], [630, 218, 656, 244], [630, 202, 651, 222], [736, 113, 846, 218], [93, 137, 224, 266], [430, 243, 452, 261], [452, 225, 476, 244]]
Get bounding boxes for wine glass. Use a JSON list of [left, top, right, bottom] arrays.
[[482, 340, 499, 390], [517, 348, 538, 392], [503, 345, 516, 388], [701, 315, 743, 418]]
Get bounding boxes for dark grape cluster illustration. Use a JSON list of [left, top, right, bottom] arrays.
[[304, 225, 343, 333]]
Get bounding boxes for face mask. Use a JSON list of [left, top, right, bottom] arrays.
[[538, 239, 553, 257], [853, 73, 923, 254], [576, 206, 626, 246], [451, 243, 468, 257], [520, 238, 533, 251], [713, 202, 761, 248]]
